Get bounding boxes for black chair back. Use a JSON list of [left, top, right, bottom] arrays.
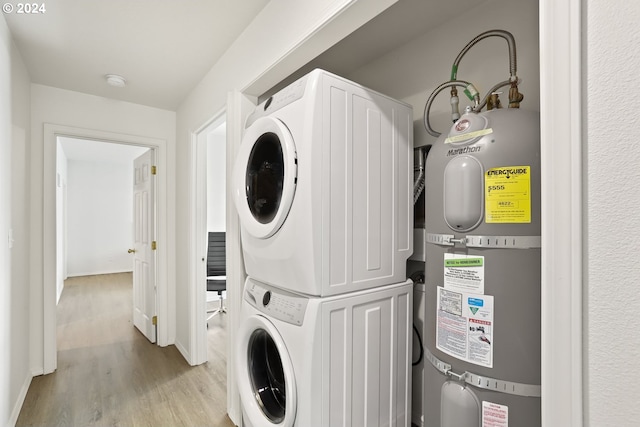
[[207, 232, 226, 277], [206, 232, 227, 318]]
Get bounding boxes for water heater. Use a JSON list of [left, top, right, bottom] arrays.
[[422, 30, 541, 427]]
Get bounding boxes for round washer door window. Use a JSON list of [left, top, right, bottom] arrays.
[[236, 315, 296, 427], [249, 329, 286, 422], [233, 117, 297, 239]]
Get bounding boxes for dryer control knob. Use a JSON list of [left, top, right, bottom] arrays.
[[262, 291, 271, 306]]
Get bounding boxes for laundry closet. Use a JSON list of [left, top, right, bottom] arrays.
[[237, 0, 541, 426]]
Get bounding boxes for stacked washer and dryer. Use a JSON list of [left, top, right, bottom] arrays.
[[232, 69, 415, 427]]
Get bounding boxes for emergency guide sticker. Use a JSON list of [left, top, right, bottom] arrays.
[[485, 166, 531, 224], [444, 253, 485, 294], [436, 287, 494, 368]]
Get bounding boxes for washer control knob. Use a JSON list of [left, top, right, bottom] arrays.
[[262, 291, 271, 307]]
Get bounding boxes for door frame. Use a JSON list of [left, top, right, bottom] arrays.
[[188, 93, 255, 424], [225, 91, 256, 425], [43, 123, 170, 374], [189, 109, 227, 365], [539, 0, 584, 424]]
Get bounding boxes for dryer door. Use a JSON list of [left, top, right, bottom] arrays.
[[233, 116, 297, 239], [237, 314, 297, 427]]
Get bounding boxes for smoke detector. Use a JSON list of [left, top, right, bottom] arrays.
[[105, 74, 127, 87]]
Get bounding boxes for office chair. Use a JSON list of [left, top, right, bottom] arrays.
[[206, 231, 226, 320]]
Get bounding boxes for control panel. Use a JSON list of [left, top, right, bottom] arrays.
[[244, 279, 308, 326], [245, 74, 308, 127]]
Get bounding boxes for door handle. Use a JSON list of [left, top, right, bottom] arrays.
[[128, 249, 136, 254]]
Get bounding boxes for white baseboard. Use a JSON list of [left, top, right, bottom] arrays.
[[56, 281, 64, 304], [8, 373, 32, 427], [66, 269, 133, 278], [174, 339, 193, 366]]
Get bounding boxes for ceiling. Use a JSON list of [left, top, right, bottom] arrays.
[[4, 0, 270, 110], [4, 0, 491, 113]]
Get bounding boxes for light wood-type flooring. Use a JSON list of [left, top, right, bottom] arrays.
[[16, 273, 235, 427]]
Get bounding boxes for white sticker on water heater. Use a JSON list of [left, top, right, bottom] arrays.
[[444, 253, 485, 294], [482, 401, 508, 427], [436, 287, 494, 368]]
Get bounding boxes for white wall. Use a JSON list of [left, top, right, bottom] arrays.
[[1, 12, 32, 427], [207, 123, 226, 232], [0, 16, 13, 427], [586, 1, 640, 425], [65, 157, 137, 277], [29, 84, 177, 373]]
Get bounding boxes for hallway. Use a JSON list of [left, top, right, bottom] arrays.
[[16, 273, 234, 427]]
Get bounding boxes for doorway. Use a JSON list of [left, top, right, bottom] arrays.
[[57, 137, 155, 340], [43, 124, 170, 374], [191, 113, 227, 365]]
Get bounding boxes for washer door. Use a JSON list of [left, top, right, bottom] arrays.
[[233, 116, 297, 239], [237, 314, 297, 427]]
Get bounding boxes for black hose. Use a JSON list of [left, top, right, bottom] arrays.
[[412, 323, 424, 366], [409, 271, 425, 366]]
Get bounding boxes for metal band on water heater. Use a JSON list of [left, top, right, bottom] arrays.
[[426, 233, 541, 249], [424, 348, 541, 397]]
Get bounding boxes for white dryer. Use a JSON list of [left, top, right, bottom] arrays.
[[232, 69, 413, 297], [236, 277, 413, 427]]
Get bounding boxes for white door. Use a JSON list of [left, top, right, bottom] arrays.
[[132, 149, 156, 343]]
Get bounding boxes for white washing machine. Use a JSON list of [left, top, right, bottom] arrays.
[[236, 277, 413, 427], [232, 69, 413, 297]]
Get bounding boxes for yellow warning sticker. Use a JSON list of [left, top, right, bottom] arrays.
[[485, 166, 531, 223]]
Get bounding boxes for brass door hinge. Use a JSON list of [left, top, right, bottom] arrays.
[[151, 165, 157, 175], [152, 315, 157, 326], [151, 241, 157, 250]]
